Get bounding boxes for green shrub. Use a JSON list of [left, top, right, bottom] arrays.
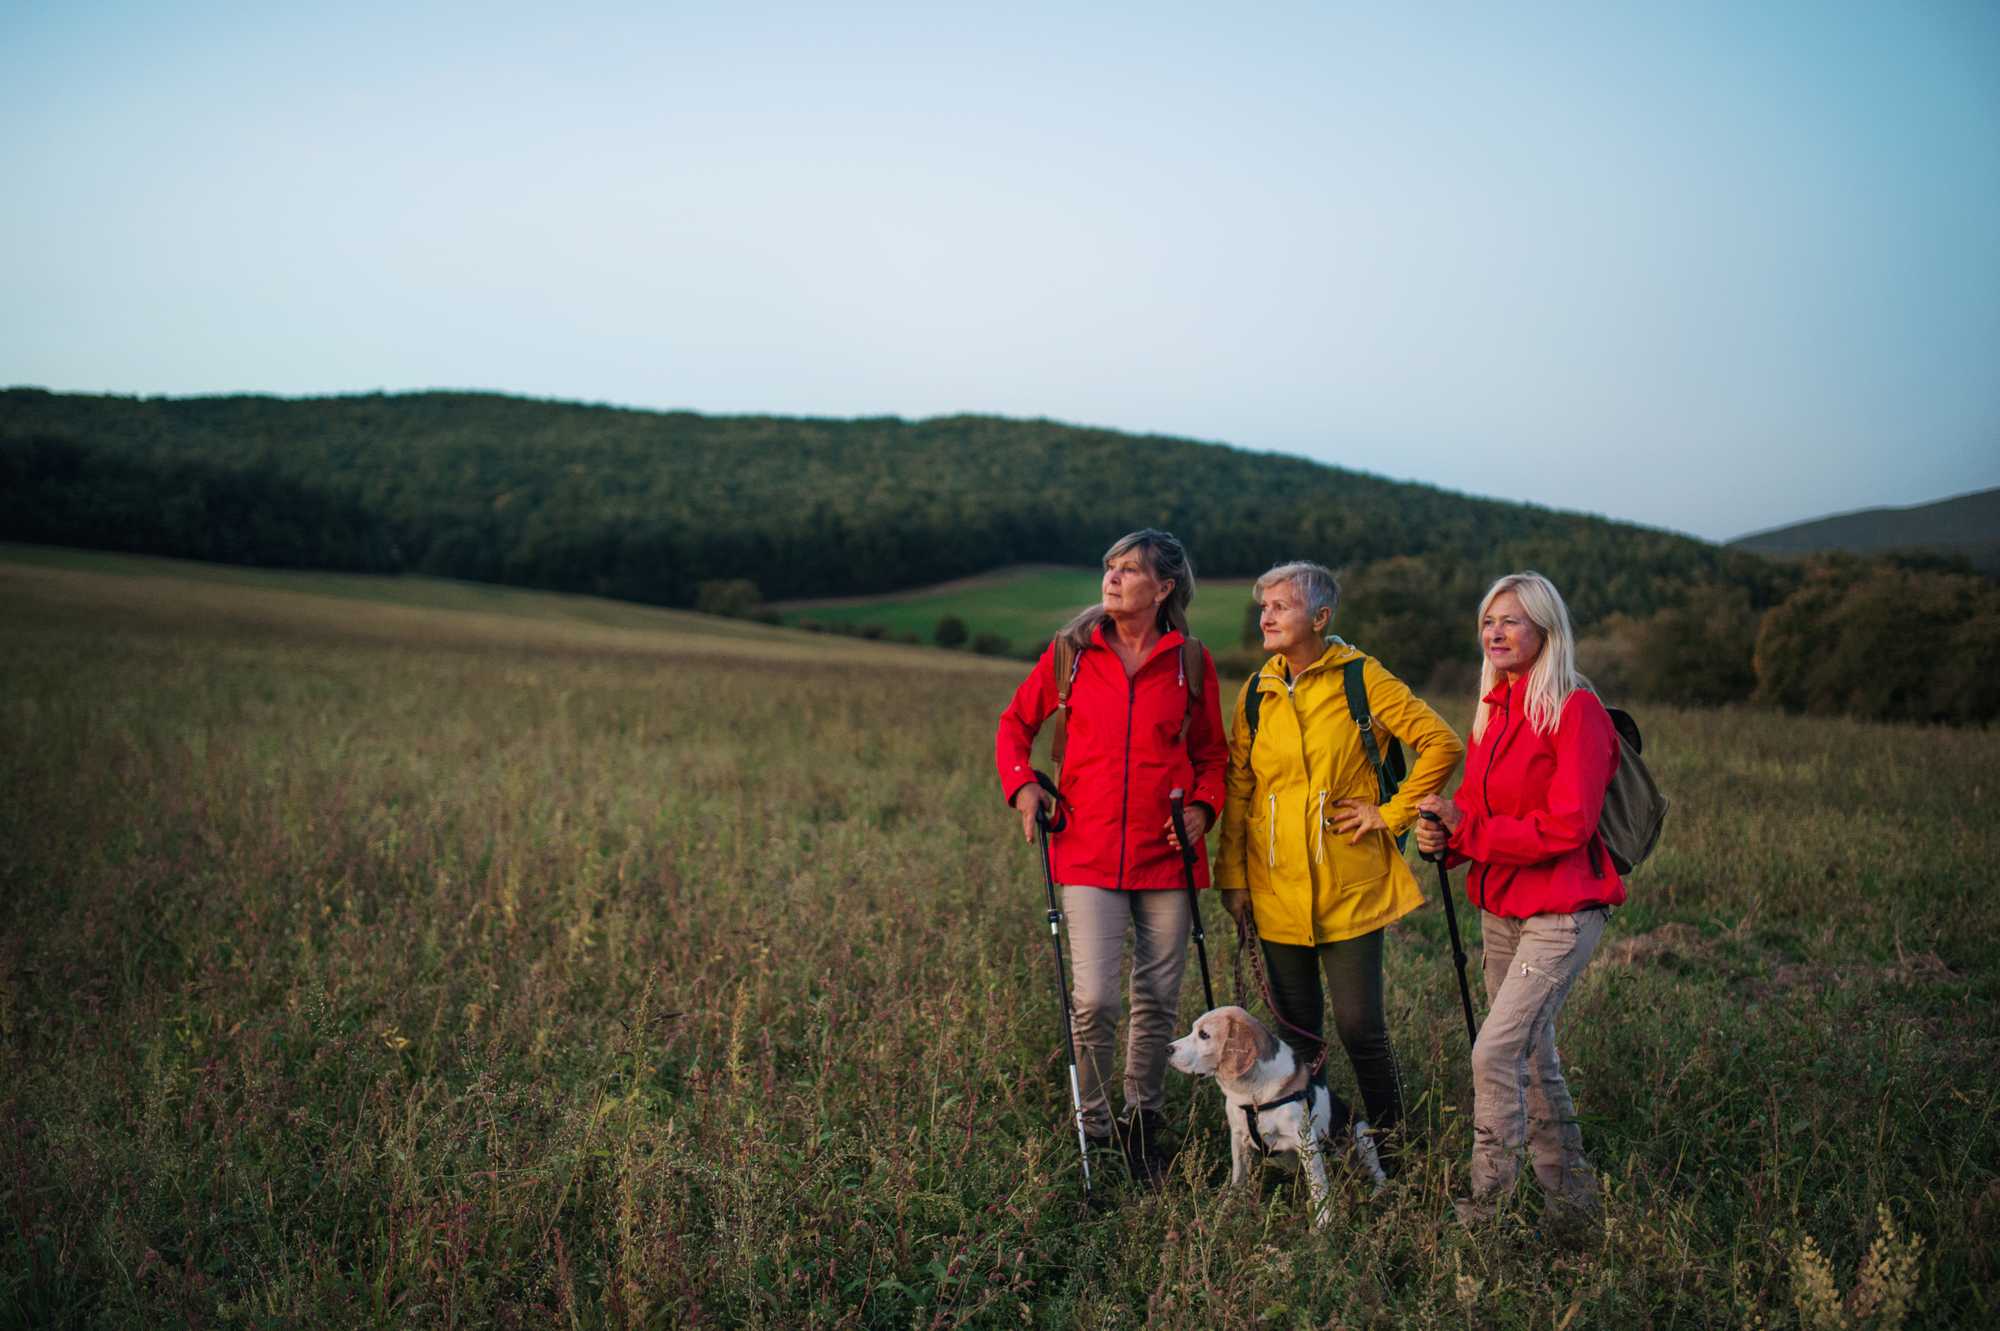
[[694, 578, 762, 618], [933, 614, 969, 648]]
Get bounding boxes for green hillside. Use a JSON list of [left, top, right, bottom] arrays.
[[773, 566, 1257, 656], [0, 541, 1005, 669]]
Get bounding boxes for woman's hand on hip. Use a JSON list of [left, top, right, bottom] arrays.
[[1328, 798, 1388, 845], [1013, 784, 1051, 843], [1163, 802, 1211, 849]]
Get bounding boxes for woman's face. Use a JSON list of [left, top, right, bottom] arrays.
[[1481, 589, 1546, 680], [1102, 547, 1171, 624], [1259, 580, 1324, 655]]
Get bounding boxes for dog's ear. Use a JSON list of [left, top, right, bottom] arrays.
[[1217, 1010, 1265, 1081], [1253, 1014, 1278, 1066]]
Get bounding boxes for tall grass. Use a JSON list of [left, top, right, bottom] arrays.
[[2, 556, 1993, 1328]]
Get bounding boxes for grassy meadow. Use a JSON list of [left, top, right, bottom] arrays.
[[772, 566, 1259, 654], [2, 547, 1996, 1328]]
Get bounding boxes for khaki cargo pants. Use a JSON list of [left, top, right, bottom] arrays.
[[1468, 906, 1609, 1211], [1061, 885, 1191, 1137]]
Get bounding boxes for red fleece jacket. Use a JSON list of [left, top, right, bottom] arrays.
[[1447, 676, 1627, 918], [996, 626, 1227, 890]]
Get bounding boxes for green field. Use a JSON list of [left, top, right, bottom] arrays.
[[774, 565, 1259, 657], [3, 549, 1995, 1328]]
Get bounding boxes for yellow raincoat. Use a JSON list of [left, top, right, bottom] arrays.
[[1215, 641, 1464, 945]]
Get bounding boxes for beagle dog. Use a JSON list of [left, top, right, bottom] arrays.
[[1167, 1005, 1385, 1226]]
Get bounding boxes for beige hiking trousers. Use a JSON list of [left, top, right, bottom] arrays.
[[1060, 885, 1191, 1136], [1469, 906, 1609, 1211]]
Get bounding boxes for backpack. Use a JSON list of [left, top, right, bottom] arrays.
[[1592, 704, 1668, 876], [1243, 653, 1410, 851], [1046, 635, 1207, 769]]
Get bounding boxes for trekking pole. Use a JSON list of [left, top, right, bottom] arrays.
[[1419, 810, 1479, 1047], [1029, 770, 1092, 1194], [1168, 789, 1216, 1011]]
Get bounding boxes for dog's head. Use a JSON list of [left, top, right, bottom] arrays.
[[1167, 1006, 1278, 1083]]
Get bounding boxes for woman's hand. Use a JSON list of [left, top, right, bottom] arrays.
[[1163, 801, 1212, 850], [1013, 784, 1052, 843], [1327, 798, 1388, 845], [1413, 794, 1460, 856], [1220, 888, 1250, 926]]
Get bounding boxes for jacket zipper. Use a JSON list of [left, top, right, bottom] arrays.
[[1474, 693, 1521, 911], [1284, 666, 1323, 944], [1116, 671, 1135, 890]]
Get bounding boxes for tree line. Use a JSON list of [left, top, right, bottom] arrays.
[[2, 388, 1992, 722]]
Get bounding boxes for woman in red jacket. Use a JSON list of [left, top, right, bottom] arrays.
[[1415, 571, 1624, 1224], [996, 529, 1227, 1186]]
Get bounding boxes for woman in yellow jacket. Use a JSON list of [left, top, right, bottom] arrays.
[[1216, 561, 1463, 1174]]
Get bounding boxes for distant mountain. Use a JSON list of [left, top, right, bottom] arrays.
[[1729, 487, 2000, 574]]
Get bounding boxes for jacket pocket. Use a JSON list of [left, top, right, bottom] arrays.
[[1325, 824, 1394, 892], [1245, 792, 1277, 872]]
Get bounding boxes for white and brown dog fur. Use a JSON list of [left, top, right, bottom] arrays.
[[1168, 1005, 1385, 1225]]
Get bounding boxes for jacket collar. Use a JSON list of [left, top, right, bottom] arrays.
[[1256, 638, 1359, 691], [1482, 674, 1527, 707], [1089, 621, 1185, 668]]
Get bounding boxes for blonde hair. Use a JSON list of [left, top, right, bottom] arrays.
[[1057, 529, 1196, 649], [1470, 571, 1584, 742]]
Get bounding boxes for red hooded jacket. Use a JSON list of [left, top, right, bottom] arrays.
[[996, 626, 1227, 890], [1446, 675, 1627, 918]]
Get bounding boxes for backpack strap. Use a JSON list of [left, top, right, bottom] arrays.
[[1243, 675, 1264, 755], [1343, 657, 1411, 852], [1342, 659, 1389, 800], [1175, 637, 1205, 745], [1047, 637, 1084, 769]]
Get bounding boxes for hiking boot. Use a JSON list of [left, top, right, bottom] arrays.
[[1452, 1188, 1507, 1225], [1122, 1109, 1173, 1189]]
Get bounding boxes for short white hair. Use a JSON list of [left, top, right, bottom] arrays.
[[1254, 561, 1340, 630]]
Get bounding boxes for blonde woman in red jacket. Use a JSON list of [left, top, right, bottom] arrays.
[[996, 530, 1227, 1186], [1415, 570, 1624, 1224]]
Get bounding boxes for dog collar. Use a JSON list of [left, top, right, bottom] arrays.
[[1242, 1070, 1316, 1157]]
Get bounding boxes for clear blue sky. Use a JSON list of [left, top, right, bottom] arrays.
[[4, 1, 1995, 541]]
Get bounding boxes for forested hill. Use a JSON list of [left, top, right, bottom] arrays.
[[0, 388, 1782, 628], [1729, 486, 2000, 574]]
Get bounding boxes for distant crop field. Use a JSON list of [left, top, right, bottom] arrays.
[[774, 565, 1259, 655], [2, 552, 1995, 1328]]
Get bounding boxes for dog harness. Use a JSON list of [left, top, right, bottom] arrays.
[[1241, 1069, 1319, 1157]]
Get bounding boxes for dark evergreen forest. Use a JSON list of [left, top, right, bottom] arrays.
[[5, 388, 1993, 720], [0, 388, 1785, 617]]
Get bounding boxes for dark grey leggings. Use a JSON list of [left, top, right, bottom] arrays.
[[1259, 928, 1404, 1137]]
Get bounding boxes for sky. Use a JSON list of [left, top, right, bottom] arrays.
[[3, 1, 1996, 542]]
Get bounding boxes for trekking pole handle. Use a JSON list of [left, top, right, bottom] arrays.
[[1168, 788, 1197, 866], [1418, 809, 1448, 864], [1033, 769, 1066, 834]]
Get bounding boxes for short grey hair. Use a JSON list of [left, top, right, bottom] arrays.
[[1254, 561, 1340, 630]]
